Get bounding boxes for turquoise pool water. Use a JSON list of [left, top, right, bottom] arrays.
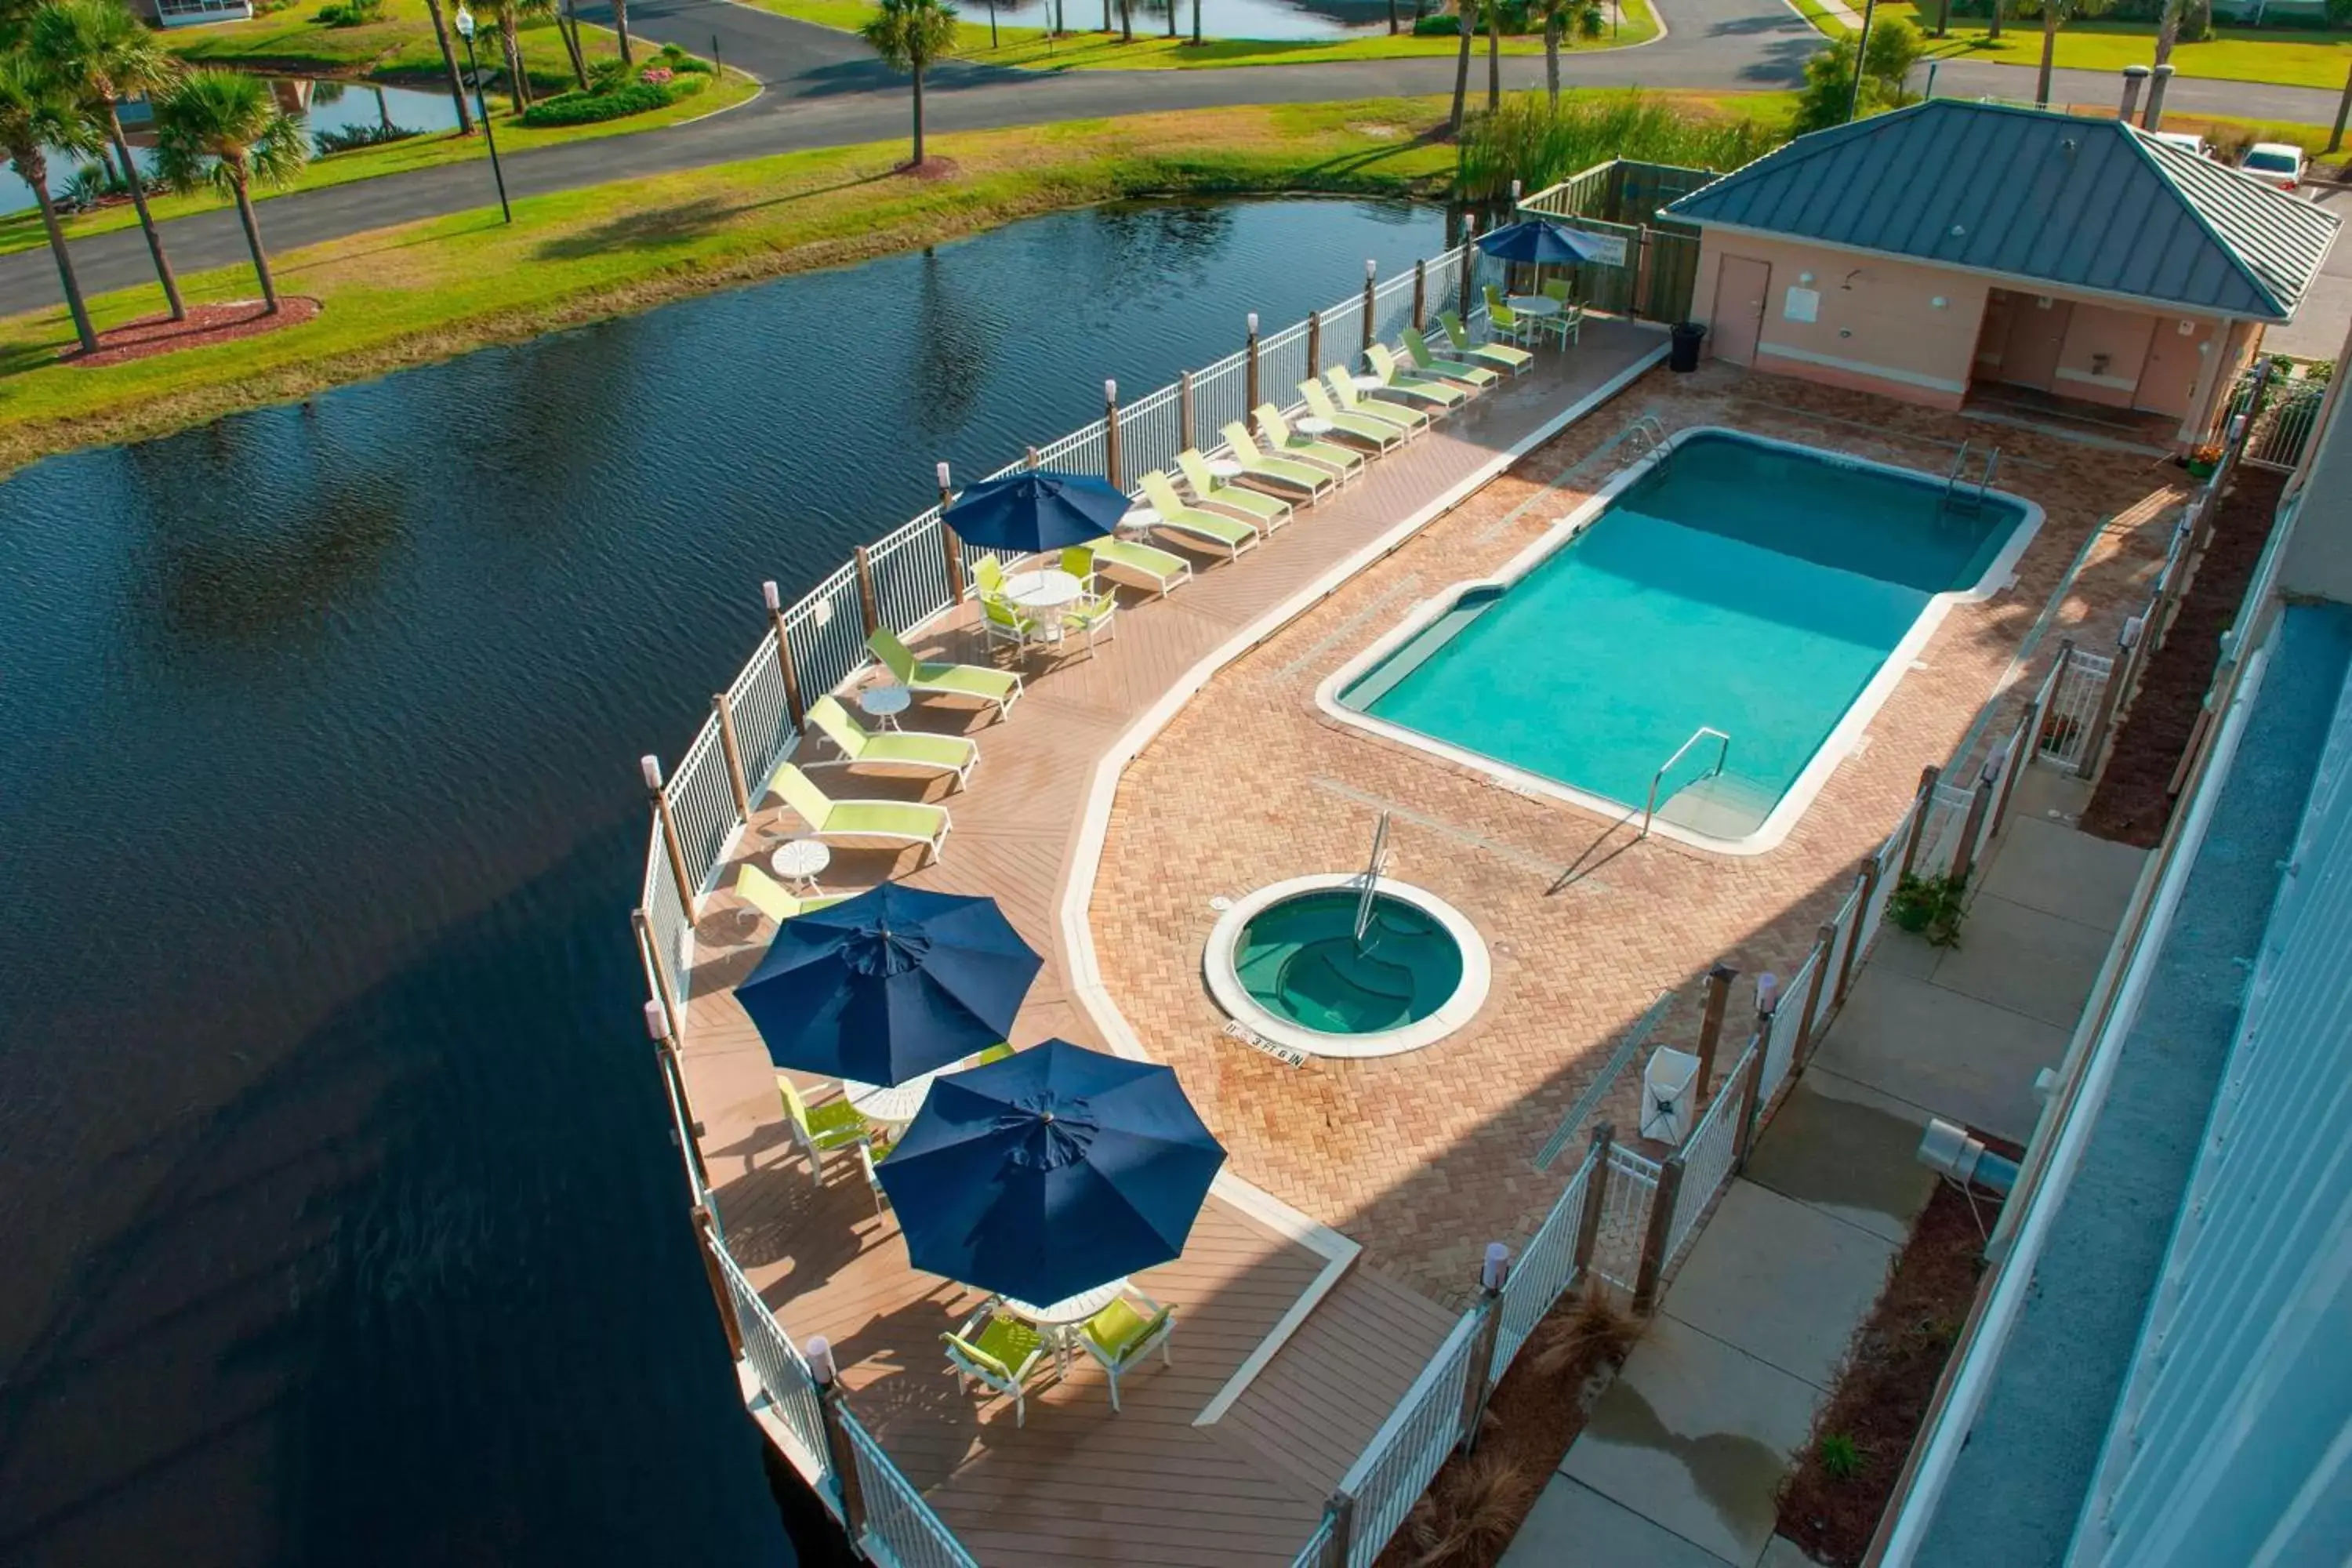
[[1234, 892, 1465, 1035], [1341, 432, 2031, 840]]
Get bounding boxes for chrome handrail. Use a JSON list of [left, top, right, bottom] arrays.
[[1642, 725, 1732, 838], [1942, 439, 1970, 509], [1354, 810, 1391, 946]]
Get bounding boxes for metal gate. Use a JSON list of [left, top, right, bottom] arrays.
[[2220, 364, 2328, 472]]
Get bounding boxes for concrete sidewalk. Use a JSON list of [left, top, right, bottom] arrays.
[[1503, 773, 2147, 1566]]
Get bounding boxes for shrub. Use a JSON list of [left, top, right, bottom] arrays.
[[589, 56, 635, 92], [1413, 9, 1461, 31], [1456, 90, 1785, 201], [517, 79, 681, 127], [1820, 1432, 1864, 1481], [313, 0, 383, 24], [314, 120, 423, 155], [1889, 871, 1967, 947], [670, 53, 714, 72]]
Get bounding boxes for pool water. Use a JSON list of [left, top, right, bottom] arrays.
[[1234, 892, 1465, 1034], [1341, 432, 2031, 844]]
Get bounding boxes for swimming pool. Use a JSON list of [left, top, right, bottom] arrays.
[[1321, 429, 2041, 853]]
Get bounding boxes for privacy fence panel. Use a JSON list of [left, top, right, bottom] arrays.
[[1759, 949, 1817, 1106]]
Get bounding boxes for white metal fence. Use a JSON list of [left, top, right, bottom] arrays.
[[2038, 649, 2113, 774], [1758, 949, 1817, 1108], [1334, 1309, 1484, 1568], [841, 1407, 982, 1568], [1489, 1142, 1604, 1381], [1587, 1145, 1660, 1294], [713, 1243, 833, 1490], [1664, 1040, 1757, 1274]]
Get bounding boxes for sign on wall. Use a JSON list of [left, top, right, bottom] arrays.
[[1784, 287, 1821, 324]]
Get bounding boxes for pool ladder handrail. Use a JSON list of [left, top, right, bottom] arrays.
[[1621, 414, 1669, 459], [1353, 810, 1392, 947], [1943, 441, 2000, 514], [1642, 726, 1733, 839]]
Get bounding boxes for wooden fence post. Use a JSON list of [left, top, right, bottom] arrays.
[[1460, 215, 1479, 319], [807, 1338, 866, 1540], [1319, 1493, 1356, 1568], [1951, 770, 1998, 888], [1362, 259, 1378, 358], [642, 755, 699, 917], [1692, 963, 1736, 1100], [1103, 378, 1123, 490], [852, 545, 880, 637], [692, 1204, 742, 1360], [711, 691, 752, 819], [762, 580, 806, 728], [1571, 1121, 1615, 1284], [1413, 258, 1427, 329], [1458, 1243, 1508, 1450], [1242, 312, 1261, 416], [1832, 861, 1876, 1009], [1307, 310, 1323, 386], [1025, 445, 1041, 470], [1632, 1156, 1685, 1314], [1792, 921, 1837, 1074], [1896, 764, 1939, 884], [2078, 615, 2138, 782], [633, 908, 684, 1041], [1733, 1033, 1768, 1173], [1179, 369, 1196, 453], [937, 463, 965, 601], [644, 998, 707, 1181]]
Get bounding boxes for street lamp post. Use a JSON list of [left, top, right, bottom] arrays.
[[452, 5, 513, 224], [1846, 0, 1878, 124]]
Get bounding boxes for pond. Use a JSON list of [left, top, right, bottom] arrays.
[[0, 194, 1448, 1568], [1, 77, 461, 216]]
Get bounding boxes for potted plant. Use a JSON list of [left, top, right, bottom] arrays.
[[1887, 871, 1967, 948], [2183, 442, 2223, 480]]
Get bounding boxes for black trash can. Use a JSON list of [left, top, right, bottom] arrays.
[[1669, 321, 1706, 373]]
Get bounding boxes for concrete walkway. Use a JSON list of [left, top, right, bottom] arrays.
[[1503, 771, 2147, 1566]]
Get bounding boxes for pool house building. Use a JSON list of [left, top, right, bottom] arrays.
[[625, 125, 2343, 1567], [1667, 100, 2339, 445]]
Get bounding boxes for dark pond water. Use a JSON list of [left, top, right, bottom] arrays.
[[0, 194, 1447, 1568]]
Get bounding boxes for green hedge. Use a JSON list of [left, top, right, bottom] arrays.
[[517, 76, 699, 128]]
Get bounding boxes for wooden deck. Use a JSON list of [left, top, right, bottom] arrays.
[[675, 321, 1667, 1566]]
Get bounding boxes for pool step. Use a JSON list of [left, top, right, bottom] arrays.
[[1656, 770, 1780, 839]]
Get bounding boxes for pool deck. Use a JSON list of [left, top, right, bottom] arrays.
[[673, 325, 2187, 1564]]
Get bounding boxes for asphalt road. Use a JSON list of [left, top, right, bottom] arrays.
[[2, 0, 2345, 317]]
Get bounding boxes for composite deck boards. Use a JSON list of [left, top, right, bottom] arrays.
[[676, 326, 1664, 1565]]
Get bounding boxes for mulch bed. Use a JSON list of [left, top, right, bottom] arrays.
[[64, 296, 322, 368], [896, 156, 962, 181], [1774, 1181, 2002, 1566], [2082, 465, 2286, 848]]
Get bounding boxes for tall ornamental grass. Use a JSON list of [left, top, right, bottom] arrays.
[[1457, 91, 1785, 201]]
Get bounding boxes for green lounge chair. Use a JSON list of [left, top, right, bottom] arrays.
[[1218, 423, 1335, 502], [1440, 308, 1533, 377], [867, 626, 1022, 720], [1253, 404, 1367, 483], [806, 695, 978, 789], [1177, 448, 1293, 532], [1327, 367, 1432, 436], [1364, 344, 1468, 412], [1401, 326, 1500, 390], [1298, 378, 1408, 451], [1092, 535, 1192, 598], [778, 1073, 869, 1183], [771, 763, 950, 866], [736, 863, 852, 925], [971, 552, 1007, 598], [944, 1307, 1050, 1428], [1078, 1290, 1176, 1413], [1137, 470, 1260, 561]]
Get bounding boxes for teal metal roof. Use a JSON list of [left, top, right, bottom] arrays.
[[1663, 100, 2339, 321]]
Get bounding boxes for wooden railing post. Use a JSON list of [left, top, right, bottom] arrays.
[[642, 754, 699, 917], [1459, 215, 1479, 319], [1245, 312, 1260, 414], [644, 997, 708, 1183], [712, 691, 752, 819], [852, 544, 880, 637], [1458, 1243, 1509, 1450], [1692, 963, 1736, 1100], [1319, 1492, 1356, 1568], [1361, 258, 1378, 358], [1632, 1156, 1685, 1314], [1896, 763, 1940, 884], [807, 1338, 866, 1540], [1832, 861, 1876, 1009], [1307, 310, 1323, 385], [1733, 1032, 1768, 1174], [761, 580, 806, 729], [1179, 369, 1196, 452], [2079, 615, 2136, 782], [1571, 1121, 1615, 1284], [692, 1204, 742, 1359], [1951, 768, 1998, 888], [937, 463, 965, 601], [1412, 257, 1428, 329], [633, 907, 684, 1041], [1025, 445, 1041, 470], [1792, 921, 1837, 1075], [1103, 378, 1123, 490]]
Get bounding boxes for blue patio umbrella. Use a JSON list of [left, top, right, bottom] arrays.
[[877, 1040, 1227, 1305], [1475, 218, 1612, 266], [735, 883, 1043, 1086], [943, 470, 1131, 554]]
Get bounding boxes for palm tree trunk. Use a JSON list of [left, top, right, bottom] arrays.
[[107, 105, 183, 321], [2153, 0, 2178, 65], [1987, 0, 2002, 42], [1192, 0, 1201, 42], [910, 60, 925, 165], [1486, 0, 1501, 111], [2035, 5, 2057, 105], [423, 0, 477, 134], [1544, 12, 1560, 103], [1166, 0, 1176, 38], [500, 15, 531, 110], [375, 85, 392, 129], [1933, 0, 1949, 34], [559, 0, 590, 89], [27, 163, 100, 355], [1450, 7, 1472, 133], [1120, 0, 1132, 39], [228, 169, 278, 314], [1388, 0, 1399, 33], [613, 0, 634, 64]]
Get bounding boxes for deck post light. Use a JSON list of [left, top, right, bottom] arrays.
[[1845, 0, 1878, 124], [1362, 259, 1377, 355], [1103, 379, 1122, 490], [452, 6, 512, 224], [1457, 1242, 1513, 1449], [1754, 971, 1779, 1023], [1245, 312, 1260, 412]]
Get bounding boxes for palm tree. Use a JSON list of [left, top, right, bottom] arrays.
[[2025, 0, 2112, 106], [861, 0, 960, 168], [463, 0, 535, 110], [0, 55, 102, 354], [1449, 0, 1473, 133], [611, 0, 633, 64], [154, 69, 308, 314], [32, 0, 187, 322], [421, 0, 477, 133], [1486, 0, 1501, 113], [1535, 0, 1567, 103]]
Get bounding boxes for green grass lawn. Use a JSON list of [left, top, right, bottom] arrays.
[[165, 0, 597, 92], [0, 98, 1480, 469], [1802, 4, 2352, 91], [743, 0, 1659, 66]]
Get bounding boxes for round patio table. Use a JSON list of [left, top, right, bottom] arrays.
[[1003, 568, 1086, 640], [1001, 1278, 1132, 1374], [858, 683, 912, 731], [841, 1062, 953, 1132], [1297, 417, 1337, 437], [770, 837, 831, 895], [1118, 506, 1160, 538], [1508, 295, 1562, 318], [1206, 458, 1244, 481]]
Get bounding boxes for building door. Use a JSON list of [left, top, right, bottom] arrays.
[[1998, 292, 2074, 391], [2135, 318, 2214, 419], [1711, 256, 1771, 367]]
